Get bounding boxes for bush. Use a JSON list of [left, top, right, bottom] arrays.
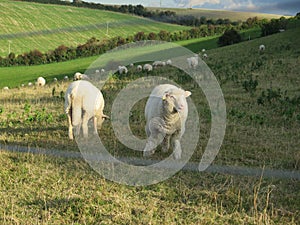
[[218, 29, 242, 47]]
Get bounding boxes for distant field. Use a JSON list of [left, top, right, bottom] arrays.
[[150, 7, 288, 21], [0, 0, 189, 56]]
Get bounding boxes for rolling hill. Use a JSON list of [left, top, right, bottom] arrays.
[[0, 0, 189, 56]]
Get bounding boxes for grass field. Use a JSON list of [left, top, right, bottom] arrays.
[[0, 0, 189, 56], [0, 3, 299, 223], [150, 7, 289, 21]]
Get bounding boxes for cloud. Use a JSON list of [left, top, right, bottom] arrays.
[[173, 0, 220, 8]]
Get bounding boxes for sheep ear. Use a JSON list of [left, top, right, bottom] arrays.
[[185, 91, 191, 97], [102, 114, 110, 119]]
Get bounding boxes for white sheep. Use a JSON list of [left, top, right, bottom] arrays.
[[129, 63, 134, 67], [143, 64, 153, 72], [136, 65, 143, 71], [64, 76, 69, 81], [202, 48, 206, 52], [187, 55, 198, 68], [202, 53, 208, 59], [259, 44, 265, 51], [53, 78, 58, 82], [101, 68, 105, 73], [152, 61, 166, 68], [37, 77, 46, 86], [118, 66, 128, 75], [73, 72, 89, 81], [64, 80, 108, 140], [28, 82, 33, 87], [3, 86, 9, 90], [166, 59, 172, 65], [21, 84, 25, 87], [143, 84, 191, 159]]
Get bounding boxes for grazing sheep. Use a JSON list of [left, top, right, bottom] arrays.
[[73, 72, 89, 81], [143, 84, 191, 159], [95, 69, 100, 74], [118, 66, 128, 75], [101, 68, 105, 73], [143, 64, 153, 72], [202, 53, 208, 59], [136, 65, 143, 71], [64, 80, 108, 140], [53, 78, 58, 82], [129, 63, 134, 67], [152, 61, 166, 68], [3, 86, 9, 90], [259, 44, 265, 51], [28, 82, 33, 87], [37, 77, 46, 86], [21, 84, 25, 87], [202, 48, 206, 52], [187, 55, 198, 68], [166, 59, 172, 65], [64, 76, 69, 81]]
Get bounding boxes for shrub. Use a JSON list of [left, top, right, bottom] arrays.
[[218, 29, 242, 46]]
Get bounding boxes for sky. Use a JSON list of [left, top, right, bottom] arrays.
[[86, 0, 300, 16]]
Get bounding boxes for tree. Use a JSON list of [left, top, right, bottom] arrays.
[[218, 29, 242, 47]]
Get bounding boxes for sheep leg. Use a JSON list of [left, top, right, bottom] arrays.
[[82, 113, 89, 139], [162, 135, 170, 152], [67, 113, 74, 140], [93, 116, 98, 135], [171, 131, 182, 159]]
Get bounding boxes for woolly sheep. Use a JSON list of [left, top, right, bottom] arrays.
[[202, 48, 206, 52], [37, 77, 46, 86], [202, 53, 208, 59], [166, 59, 172, 65], [73, 72, 89, 81], [3, 86, 9, 90], [137, 65, 143, 71], [64, 80, 109, 140], [129, 63, 134, 67], [101, 68, 105, 73], [259, 44, 265, 51], [53, 78, 58, 82], [152, 61, 166, 68], [28, 82, 33, 87], [187, 56, 198, 68], [118, 66, 128, 75], [143, 64, 153, 72], [143, 84, 191, 159], [64, 76, 69, 81]]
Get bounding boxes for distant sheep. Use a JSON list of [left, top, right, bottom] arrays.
[[152, 61, 166, 68], [166, 59, 172, 65], [53, 78, 58, 82], [36, 77, 46, 86], [129, 63, 134, 67], [118, 66, 128, 75], [202, 48, 206, 52], [187, 55, 198, 68], [100, 68, 105, 73], [202, 53, 208, 59], [3, 86, 9, 90], [28, 82, 33, 87], [64, 76, 69, 81], [73, 72, 89, 81], [136, 65, 143, 71], [259, 44, 265, 51], [143, 64, 153, 72], [64, 80, 109, 140], [143, 84, 191, 159]]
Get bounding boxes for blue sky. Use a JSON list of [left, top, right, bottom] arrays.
[[87, 0, 300, 16]]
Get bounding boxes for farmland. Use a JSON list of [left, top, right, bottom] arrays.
[[0, 1, 300, 224]]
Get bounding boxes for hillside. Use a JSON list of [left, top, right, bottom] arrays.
[[0, 0, 189, 56], [151, 7, 288, 21]]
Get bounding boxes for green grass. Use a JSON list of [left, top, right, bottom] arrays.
[[150, 7, 289, 21], [0, 0, 189, 56]]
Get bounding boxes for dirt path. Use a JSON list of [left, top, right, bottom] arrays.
[[1, 143, 299, 180]]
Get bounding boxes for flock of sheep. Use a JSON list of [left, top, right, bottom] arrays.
[[2, 44, 266, 158]]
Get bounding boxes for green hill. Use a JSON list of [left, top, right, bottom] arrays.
[[0, 0, 189, 56], [150, 7, 288, 21]]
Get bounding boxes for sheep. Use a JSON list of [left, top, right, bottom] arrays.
[[202, 48, 206, 52], [143, 64, 153, 72], [202, 53, 208, 59], [3, 86, 9, 90], [118, 66, 128, 75], [152, 61, 166, 68], [64, 76, 69, 81], [36, 77, 46, 86], [28, 82, 33, 87], [73, 72, 89, 81], [259, 44, 265, 51], [64, 80, 109, 140], [21, 84, 25, 87], [136, 65, 143, 71], [53, 78, 58, 82], [129, 63, 134, 67], [187, 55, 198, 68], [143, 84, 191, 159], [166, 59, 172, 65], [100, 68, 105, 73]]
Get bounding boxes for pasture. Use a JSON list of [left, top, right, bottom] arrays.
[[0, 0, 189, 56], [0, 24, 300, 223]]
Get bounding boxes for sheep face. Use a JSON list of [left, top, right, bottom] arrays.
[[162, 89, 191, 113]]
